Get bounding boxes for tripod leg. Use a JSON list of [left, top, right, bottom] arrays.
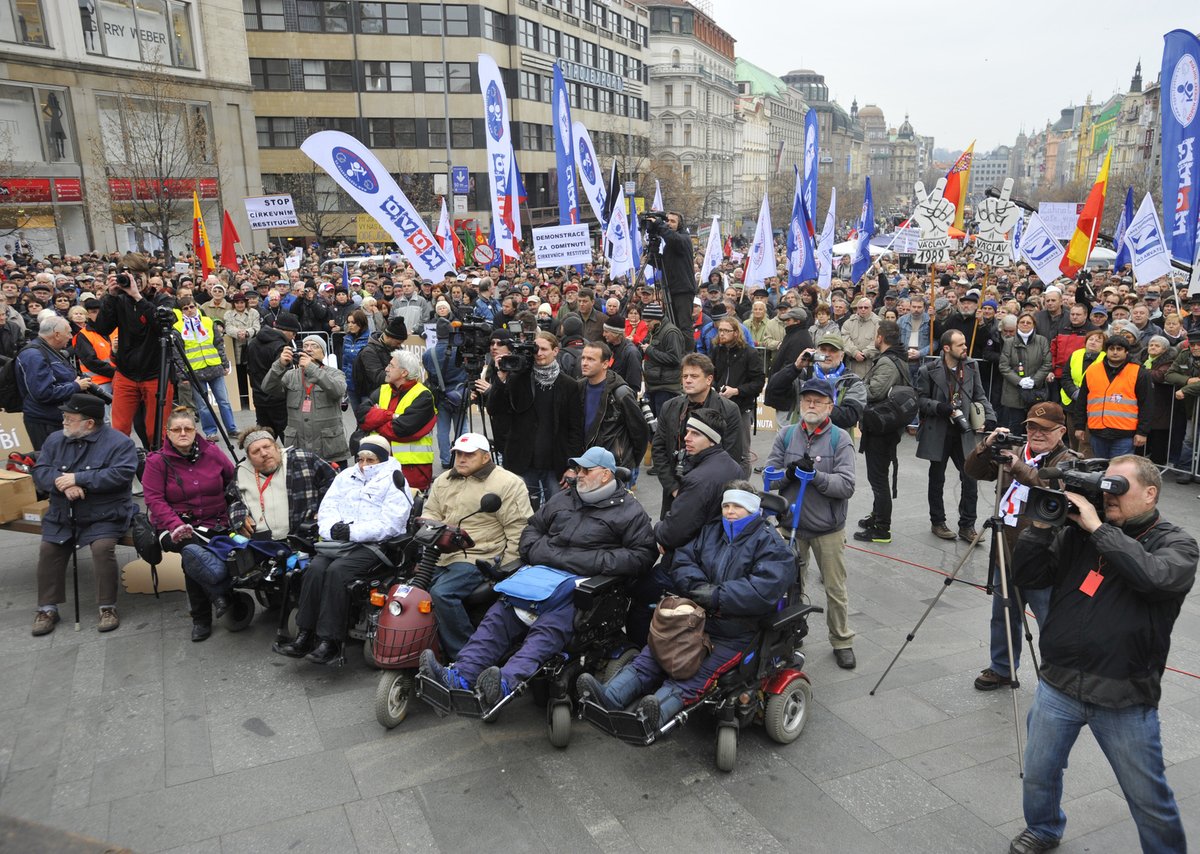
[[1011, 586, 1041, 678], [994, 539, 1025, 777]]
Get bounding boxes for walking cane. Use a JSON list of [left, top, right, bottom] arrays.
[[69, 502, 81, 632]]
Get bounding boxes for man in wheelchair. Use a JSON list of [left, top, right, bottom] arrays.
[[419, 446, 657, 713], [577, 482, 794, 730], [272, 434, 412, 664]]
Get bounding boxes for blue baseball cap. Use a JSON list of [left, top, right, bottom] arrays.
[[569, 447, 617, 472], [1089, 305, 1108, 317], [798, 378, 834, 399]]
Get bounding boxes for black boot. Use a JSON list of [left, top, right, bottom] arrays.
[[213, 595, 230, 619], [273, 629, 315, 658], [305, 638, 342, 665], [191, 622, 212, 643]]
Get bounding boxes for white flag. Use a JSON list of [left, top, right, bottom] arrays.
[[478, 54, 520, 259], [817, 187, 836, 291], [604, 186, 634, 278], [745, 193, 777, 287], [572, 121, 607, 228], [699, 216, 722, 284], [435, 196, 452, 250], [1018, 212, 1066, 287], [1127, 193, 1174, 283], [652, 179, 664, 213]]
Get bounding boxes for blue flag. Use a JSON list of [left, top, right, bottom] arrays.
[[851, 177, 874, 285], [551, 63, 580, 227], [1112, 186, 1135, 273], [787, 166, 817, 286], [629, 197, 643, 284], [1160, 29, 1200, 266], [802, 109, 819, 233]]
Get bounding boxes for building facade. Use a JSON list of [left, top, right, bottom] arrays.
[[733, 58, 805, 231], [245, 0, 651, 243], [0, 0, 260, 255], [780, 70, 864, 190]]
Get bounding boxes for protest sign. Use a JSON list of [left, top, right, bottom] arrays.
[[532, 223, 592, 267], [243, 195, 299, 230]]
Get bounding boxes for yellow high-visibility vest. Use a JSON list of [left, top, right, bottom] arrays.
[[378, 381, 434, 465], [174, 314, 222, 371]]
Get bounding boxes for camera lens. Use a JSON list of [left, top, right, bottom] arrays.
[[1042, 497, 1061, 515]]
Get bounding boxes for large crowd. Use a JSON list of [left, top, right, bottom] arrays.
[[4, 215, 1200, 854]]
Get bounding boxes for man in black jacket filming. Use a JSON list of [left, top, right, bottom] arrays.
[[1007, 455, 1197, 854], [648, 211, 695, 346]]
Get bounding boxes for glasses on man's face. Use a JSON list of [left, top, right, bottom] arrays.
[[167, 426, 196, 435]]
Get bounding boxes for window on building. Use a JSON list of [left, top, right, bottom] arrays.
[[303, 60, 353, 91], [444, 5, 467, 35], [541, 26, 558, 56], [0, 83, 74, 163], [250, 58, 291, 90], [561, 34, 578, 63], [297, 0, 348, 32], [580, 86, 595, 111], [368, 117, 416, 148], [97, 94, 212, 166], [308, 116, 357, 135], [359, 2, 408, 33], [243, 0, 284, 31], [520, 123, 542, 151], [0, 0, 47, 46], [597, 89, 612, 113], [664, 85, 672, 106], [518, 70, 540, 101], [429, 117, 475, 149], [598, 47, 612, 72], [517, 17, 537, 49], [425, 62, 472, 93], [684, 85, 692, 106], [419, 4, 441, 34], [482, 9, 507, 42], [256, 116, 297, 148], [419, 3, 466, 36], [363, 61, 412, 92], [580, 40, 595, 68], [670, 49, 680, 67], [81, 0, 196, 67], [663, 124, 672, 146], [612, 53, 624, 77], [683, 124, 692, 146]]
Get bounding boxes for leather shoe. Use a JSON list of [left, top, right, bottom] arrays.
[[213, 596, 230, 619], [834, 648, 857, 669], [958, 526, 980, 545], [931, 524, 957, 540], [305, 638, 342, 665], [191, 622, 212, 643], [273, 629, 315, 658], [1008, 828, 1059, 853]]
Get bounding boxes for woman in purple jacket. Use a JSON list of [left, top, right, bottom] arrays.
[[143, 407, 236, 642]]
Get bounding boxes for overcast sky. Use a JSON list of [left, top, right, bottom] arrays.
[[708, 2, 1192, 153]]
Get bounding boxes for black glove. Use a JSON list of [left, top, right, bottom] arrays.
[[689, 584, 717, 610], [935, 401, 953, 418], [785, 455, 815, 482], [330, 521, 351, 542]]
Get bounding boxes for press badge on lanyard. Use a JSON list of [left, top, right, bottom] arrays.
[[301, 382, 314, 413], [1079, 570, 1103, 597]]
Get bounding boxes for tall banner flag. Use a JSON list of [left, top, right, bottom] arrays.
[[700, 215, 723, 284], [629, 199, 644, 283], [219, 210, 240, 272], [301, 131, 455, 280], [942, 142, 975, 231], [652, 179, 664, 212], [435, 196, 452, 251], [1010, 214, 1025, 263], [816, 188, 836, 291], [191, 192, 215, 278], [1127, 192, 1175, 283], [551, 63, 580, 227], [508, 158, 525, 243], [745, 193, 777, 287], [787, 166, 816, 286], [1161, 29, 1200, 275], [1059, 147, 1112, 278], [603, 186, 634, 278], [1019, 212, 1066, 287], [602, 160, 621, 226], [478, 54, 520, 259], [851, 177, 875, 284], [1112, 186, 1135, 272], [803, 108, 819, 230], [573, 121, 607, 227]]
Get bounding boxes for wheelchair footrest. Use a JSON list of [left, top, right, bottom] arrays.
[[578, 699, 659, 746]]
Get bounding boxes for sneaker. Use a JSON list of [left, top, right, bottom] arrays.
[[974, 668, 1019, 691], [576, 672, 608, 708], [476, 666, 509, 708], [634, 695, 661, 730], [834, 648, 857, 669], [856, 513, 876, 529], [853, 526, 891, 544], [97, 607, 119, 633], [419, 648, 468, 690], [31, 609, 59, 636], [1008, 828, 1059, 853], [958, 526, 980, 545], [931, 524, 957, 540]]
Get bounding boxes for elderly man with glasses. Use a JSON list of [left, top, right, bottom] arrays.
[[16, 315, 92, 449]]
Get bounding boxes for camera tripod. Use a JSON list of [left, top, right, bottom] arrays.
[[869, 470, 1038, 776]]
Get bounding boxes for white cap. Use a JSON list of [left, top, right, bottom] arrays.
[[452, 433, 491, 454]]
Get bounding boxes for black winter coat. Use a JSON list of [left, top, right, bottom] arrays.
[[652, 389, 744, 497], [582, 372, 649, 471], [94, 291, 164, 381], [711, 343, 765, 413], [519, 484, 657, 578], [658, 227, 696, 296], [354, 333, 396, 392], [642, 320, 686, 393], [245, 326, 290, 403], [654, 444, 742, 552], [487, 370, 583, 477], [609, 338, 643, 390], [769, 324, 815, 377]]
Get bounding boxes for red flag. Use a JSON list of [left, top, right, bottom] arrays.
[[723, 236, 732, 259], [219, 210, 240, 272], [451, 227, 465, 268]]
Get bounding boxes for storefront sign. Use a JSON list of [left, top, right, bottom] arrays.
[[54, 178, 82, 203], [0, 179, 52, 204]]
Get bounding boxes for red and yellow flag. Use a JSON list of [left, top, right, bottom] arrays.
[[942, 141, 975, 231], [191, 192, 215, 279], [1059, 148, 1111, 279]]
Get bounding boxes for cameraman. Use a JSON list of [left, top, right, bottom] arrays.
[[94, 254, 173, 441], [964, 402, 1078, 692], [1008, 455, 1197, 854], [648, 212, 696, 346]]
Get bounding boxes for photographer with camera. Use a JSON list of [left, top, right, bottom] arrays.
[[1007, 455, 1197, 854], [964, 402, 1079, 692], [916, 330, 996, 542], [94, 254, 173, 441], [764, 332, 865, 430], [645, 212, 696, 345]]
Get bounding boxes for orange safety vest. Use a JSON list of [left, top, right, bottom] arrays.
[[74, 327, 114, 385], [1085, 360, 1139, 432]]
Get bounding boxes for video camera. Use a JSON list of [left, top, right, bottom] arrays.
[[497, 321, 538, 373], [447, 307, 493, 375], [989, 431, 1026, 463], [1025, 458, 1129, 527], [643, 210, 669, 237]]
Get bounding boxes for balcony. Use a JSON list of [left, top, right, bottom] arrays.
[[648, 63, 737, 93]]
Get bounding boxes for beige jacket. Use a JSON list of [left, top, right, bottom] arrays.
[[840, 313, 881, 378], [422, 462, 533, 566]]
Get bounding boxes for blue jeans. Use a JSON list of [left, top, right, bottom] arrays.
[[191, 375, 236, 435], [1088, 434, 1134, 459], [521, 469, 561, 511], [1022, 681, 1185, 851], [988, 582, 1050, 677], [429, 561, 483, 659], [435, 403, 456, 467]]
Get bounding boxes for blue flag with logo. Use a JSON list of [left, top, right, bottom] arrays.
[[803, 109, 819, 233], [787, 166, 817, 286], [851, 177, 874, 285], [1112, 186, 1135, 273], [551, 63, 580, 227], [629, 197, 643, 284], [1160, 29, 1200, 266]]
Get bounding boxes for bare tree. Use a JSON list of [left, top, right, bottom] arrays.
[[273, 162, 348, 244], [0, 126, 39, 241]]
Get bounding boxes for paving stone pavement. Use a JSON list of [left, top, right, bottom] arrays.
[[2, 422, 1200, 853]]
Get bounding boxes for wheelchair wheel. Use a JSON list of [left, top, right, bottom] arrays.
[[715, 724, 738, 773], [764, 678, 811, 745], [600, 647, 639, 683], [375, 672, 413, 729], [221, 591, 255, 633], [254, 588, 283, 612], [547, 701, 571, 749], [285, 608, 299, 639], [362, 637, 377, 668]]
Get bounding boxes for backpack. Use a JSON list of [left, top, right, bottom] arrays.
[[0, 343, 52, 414], [861, 353, 916, 435]]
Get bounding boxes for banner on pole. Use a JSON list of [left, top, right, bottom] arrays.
[[1127, 192, 1174, 283], [1019, 212, 1066, 287], [816, 188, 836, 291], [478, 54, 520, 259], [1037, 202, 1084, 240], [573, 121, 607, 227], [745, 193, 777, 287], [1160, 29, 1200, 267], [532, 224, 592, 267]]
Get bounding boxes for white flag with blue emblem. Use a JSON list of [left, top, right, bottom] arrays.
[[604, 186, 635, 278], [745, 193, 777, 287], [1127, 193, 1174, 283]]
